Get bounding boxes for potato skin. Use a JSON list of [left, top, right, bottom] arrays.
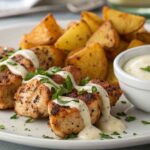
[[20, 14, 63, 49], [103, 6, 145, 34], [87, 21, 120, 51], [66, 43, 108, 80], [55, 19, 92, 51], [81, 11, 103, 33]]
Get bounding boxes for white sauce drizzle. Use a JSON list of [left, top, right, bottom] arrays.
[[10, 49, 39, 68], [24, 74, 60, 90], [0, 59, 28, 78], [0, 49, 39, 78]]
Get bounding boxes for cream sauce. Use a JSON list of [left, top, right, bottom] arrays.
[[0, 49, 39, 78], [24, 74, 60, 90], [10, 49, 39, 68], [0, 59, 28, 78], [124, 54, 150, 80]]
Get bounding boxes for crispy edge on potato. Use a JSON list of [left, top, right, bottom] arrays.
[[127, 39, 145, 49], [66, 43, 108, 80], [106, 40, 128, 60], [81, 11, 103, 33], [87, 21, 120, 51], [55, 19, 92, 51], [103, 6, 145, 34], [20, 14, 63, 49]]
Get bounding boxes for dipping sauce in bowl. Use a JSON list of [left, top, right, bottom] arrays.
[[123, 54, 150, 80]]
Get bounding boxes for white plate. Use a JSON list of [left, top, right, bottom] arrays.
[[0, 21, 150, 150]]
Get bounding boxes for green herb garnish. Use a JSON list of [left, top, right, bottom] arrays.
[[0, 57, 7, 62], [125, 116, 136, 122], [123, 131, 127, 134], [42, 135, 54, 139], [0, 124, 5, 129], [121, 101, 127, 104], [7, 61, 17, 66], [133, 133, 137, 136], [92, 86, 97, 93], [141, 66, 150, 72], [65, 133, 77, 139], [63, 75, 73, 93], [10, 113, 18, 119], [111, 132, 120, 135], [52, 87, 64, 99], [25, 117, 34, 123], [116, 112, 127, 117], [100, 133, 113, 139], [141, 120, 150, 125], [25, 128, 31, 131], [49, 66, 62, 74], [80, 77, 90, 86]]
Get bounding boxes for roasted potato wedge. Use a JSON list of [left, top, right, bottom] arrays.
[[103, 7, 145, 34], [87, 21, 120, 51], [31, 45, 66, 67], [107, 40, 128, 60], [55, 20, 92, 51], [20, 14, 63, 47], [20, 35, 36, 49], [128, 39, 145, 49], [81, 11, 103, 33], [66, 43, 108, 79], [106, 61, 118, 84], [135, 32, 150, 44]]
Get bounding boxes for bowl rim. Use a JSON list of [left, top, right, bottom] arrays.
[[114, 45, 150, 90]]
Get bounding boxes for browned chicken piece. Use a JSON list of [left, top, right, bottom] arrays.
[[48, 92, 102, 138], [0, 46, 14, 59], [0, 46, 60, 109], [14, 66, 81, 118], [0, 68, 22, 109], [90, 79, 122, 106], [15, 79, 51, 118]]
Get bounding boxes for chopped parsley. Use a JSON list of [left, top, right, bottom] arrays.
[[25, 128, 31, 132], [25, 117, 34, 123], [80, 77, 90, 86], [42, 135, 54, 139], [63, 75, 73, 93], [100, 133, 113, 139], [125, 116, 136, 122], [133, 133, 137, 136], [111, 132, 120, 135], [141, 66, 150, 72], [141, 120, 150, 125], [49, 66, 62, 74], [0, 124, 5, 129], [7, 61, 17, 66], [52, 87, 64, 99], [65, 133, 77, 139], [123, 131, 127, 134], [116, 112, 127, 117], [118, 136, 122, 138], [10, 113, 18, 119], [92, 86, 97, 93], [121, 101, 127, 104]]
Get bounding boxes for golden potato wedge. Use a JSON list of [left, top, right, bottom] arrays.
[[20, 14, 63, 47], [103, 7, 145, 34], [128, 39, 145, 49], [55, 20, 92, 51], [81, 11, 103, 33], [106, 61, 118, 84], [107, 40, 128, 60], [31, 45, 66, 67], [87, 21, 120, 51], [66, 43, 108, 79], [67, 48, 82, 57], [20, 35, 36, 49]]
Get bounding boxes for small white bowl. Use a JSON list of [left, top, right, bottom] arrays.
[[114, 45, 150, 113]]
